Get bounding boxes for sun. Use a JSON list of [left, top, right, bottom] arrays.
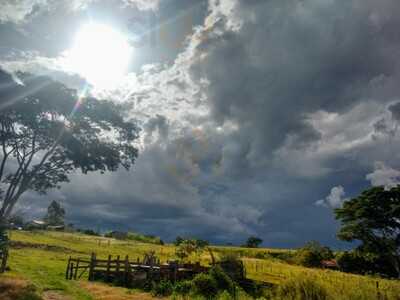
[[62, 23, 132, 88]]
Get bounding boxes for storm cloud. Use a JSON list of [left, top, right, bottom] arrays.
[[3, 0, 400, 247]]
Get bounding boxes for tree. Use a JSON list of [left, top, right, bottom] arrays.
[[335, 186, 400, 277], [0, 69, 139, 219], [174, 236, 184, 246], [244, 236, 263, 248], [295, 241, 333, 268], [44, 200, 65, 226], [175, 239, 207, 261], [8, 214, 25, 227]]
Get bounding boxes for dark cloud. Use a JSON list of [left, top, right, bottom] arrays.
[[3, 0, 400, 247]]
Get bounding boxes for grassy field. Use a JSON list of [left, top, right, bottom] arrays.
[[1, 230, 400, 299]]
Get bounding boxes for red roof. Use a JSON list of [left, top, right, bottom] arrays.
[[321, 260, 338, 268]]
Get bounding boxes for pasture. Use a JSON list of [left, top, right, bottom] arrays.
[[0, 230, 400, 299]]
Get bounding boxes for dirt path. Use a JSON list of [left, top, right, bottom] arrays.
[[80, 282, 167, 300], [42, 291, 73, 300]]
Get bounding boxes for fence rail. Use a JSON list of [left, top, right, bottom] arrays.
[[66, 252, 209, 286]]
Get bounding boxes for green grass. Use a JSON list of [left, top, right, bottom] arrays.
[[1, 230, 400, 300]]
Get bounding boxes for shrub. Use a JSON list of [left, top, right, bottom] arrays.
[[192, 273, 218, 298], [174, 280, 193, 295], [277, 277, 329, 300], [217, 290, 233, 300], [209, 266, 235, 295], [82, 229, 99, 236], [335, 251, 395, 276], [254, 252, 269, 259], [295, 241, 334, 268], [152, 280, 173, 297], [295, 249, 322, 268], [217, 252, 245, 281]]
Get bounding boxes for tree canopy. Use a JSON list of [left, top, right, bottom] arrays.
[[0, 69, 139, 219], [335, 186, 400, 277], [244, 236, 263, 248], [44, 200, 65, 226]]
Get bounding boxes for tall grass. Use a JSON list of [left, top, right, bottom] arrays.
[[3, 231, 400, 300]]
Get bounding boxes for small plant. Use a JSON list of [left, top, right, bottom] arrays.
[[152, 280, 174, 297], [192, 273, 218, 299], [209, 266, 235, 295], [174, 280, 193, 295]]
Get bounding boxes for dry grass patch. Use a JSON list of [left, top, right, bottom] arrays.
[[0, 276, 42, 300], [80, 281, 167, 300]]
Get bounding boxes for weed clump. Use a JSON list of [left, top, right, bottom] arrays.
[[174, 280, 193, 295], [151, 280, 174, 297], [192, 273, 219, 298]]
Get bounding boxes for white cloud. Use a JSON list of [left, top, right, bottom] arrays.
[[316, 186, 347, 208], [366, 161, 400, 189], [123, 0, 160, 11], [0, 0, 47, 24]]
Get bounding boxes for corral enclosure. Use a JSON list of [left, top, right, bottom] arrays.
[[1, 230, 400, 299]]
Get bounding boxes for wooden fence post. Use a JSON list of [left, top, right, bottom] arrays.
[[116, 255, 120, 274], [0, 249, 8, 273], [69, 263, 74, 280], [89, 252, 96, 281], [106, 255, 112, 282], [124, 255, 129, 286], [74, 258, 80, 280], [65, 257, 71, 279]]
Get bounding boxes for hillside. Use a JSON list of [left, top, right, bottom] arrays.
[[0, 230, 399, 299]]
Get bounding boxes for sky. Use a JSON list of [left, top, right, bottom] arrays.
[[1, 0, 400, 248]]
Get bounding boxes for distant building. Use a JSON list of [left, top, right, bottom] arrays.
[[25, 220, 47, 230], [321, 259, 339, 270]]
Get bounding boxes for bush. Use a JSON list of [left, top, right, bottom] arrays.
[[295, 241, 334, 268], [295, 249, 322, 268], [209, 266, 235, 295], [217, 252, 245, 281], [277, 277, 329, 300], [174, 280, 193, 295], [336, 251, 396, 276], [217, 290, 233, 300], [152, 280, 173, 297], [82, 229, 99, 236], [192, 273, 218, 298]]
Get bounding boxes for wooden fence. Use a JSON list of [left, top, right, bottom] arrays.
[[0, 248, 8, 273], [66, 253, 209, 286]]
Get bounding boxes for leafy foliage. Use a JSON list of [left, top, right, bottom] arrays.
[[173, 280, 193, 295], [335, 186, 400, 277], [151, 280, 173, 297], [0, 69, 139, 218], [43, 200, 65, 226], [336, 251, 371, 275], [175, 239, 207, 261], [191, 273, 219, 298], [294, 241, 334, 268], [209, 266, 235, 295], [244, 236, 263, 248]]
